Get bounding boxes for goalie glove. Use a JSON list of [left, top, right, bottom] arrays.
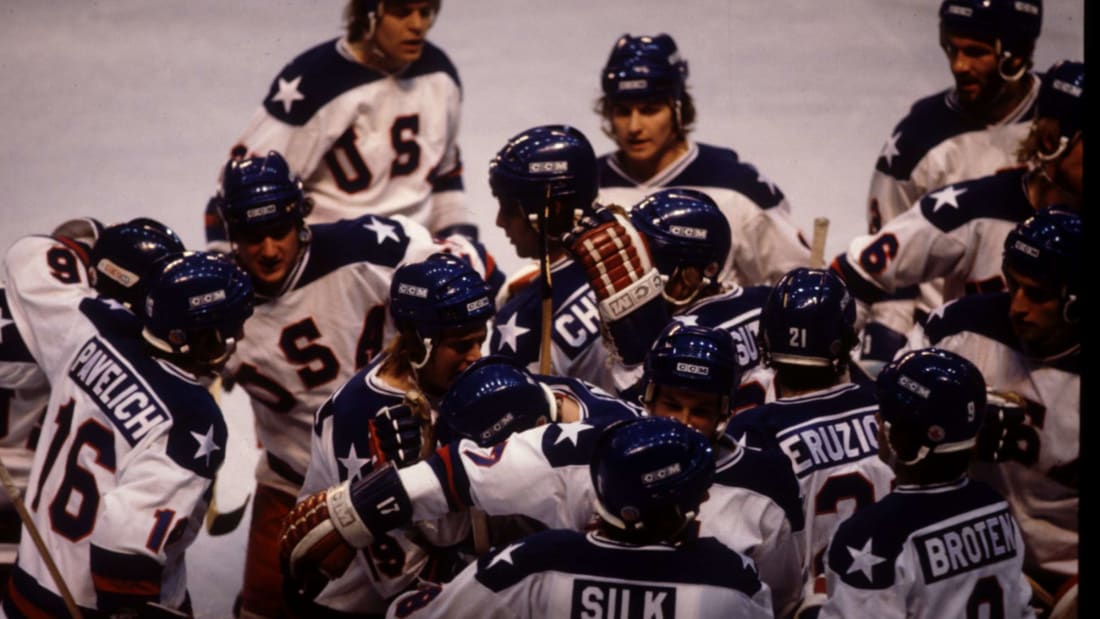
[[281, 463, 413, 595], [564, 205, 669, 364]]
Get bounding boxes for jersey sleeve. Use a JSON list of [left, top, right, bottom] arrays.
[[424, 90, 472, 235], [385, 564, 520, 619], [867, 167, 923, 234]]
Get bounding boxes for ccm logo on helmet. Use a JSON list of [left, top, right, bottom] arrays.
[[189, 289, 228, 309], [528, 161, 568, 174], [1052, 79, 1083, 98], [480, 412, 516, 441], [466, 297, 491, 313], [668, 225, 707, 240], [246, 204, 278, 220], [898, 375, 931, 399], [1014, 1, 1040, 16], [1011, 240, 1041, 258], [675, 362, 709, 376], [944, 5, 973, 17], [643, 462, 682, 484], [617, 79, 648, 92], [398, 283, 429, 299]]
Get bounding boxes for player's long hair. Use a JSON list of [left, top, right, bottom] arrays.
[[595, 92, 697, 142], [378, 328, 425, 380]]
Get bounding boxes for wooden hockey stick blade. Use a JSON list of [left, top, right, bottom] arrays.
[[809, 217, 830, 269], [205, 492, 252, 536]]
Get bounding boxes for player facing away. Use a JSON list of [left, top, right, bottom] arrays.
[[208, 0, 476, 246], [563, 187, 773, 409], [293, 252, 495, 617], [1, 250, 253, 617], [820, 349, 1034, 619], [833, 58, 1084, 375], [724, 268, 895, 615], [593, 33, 810, 286], [213, 150, 481, 619], [903, 207, 1080, 613], [282, 323, 806, 617], [384, 417, 774, 619], [487, 125, 618, 390], [0, 218, 184, 589]]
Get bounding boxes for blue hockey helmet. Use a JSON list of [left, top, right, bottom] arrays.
[[346, 0, 442, 40], [142, 252, 255, 370], [877, 348, 987, 465], [1002, 206, 1081, 319], [601, 33, 689, 103], [642, 323, 740, 427], [1036, 60, 1084, 160], [629, 188, 730, 301], [939, 0, 1042, 71], [219, 151, 311, 240], [761, 267, 856, 371], [591, 416, 714, 535], [438, 355, 553, 447], [488, 125, 598, 236], [90, 218, 186, 311], [390, 252, 494, 355]]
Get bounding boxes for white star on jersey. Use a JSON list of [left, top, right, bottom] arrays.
[[928, 185, 967, 212], [191, 426, 221, 467], [495, 314, 530, 353], [846, 538, 886, 581], [271, 76, 305, 114], [339, 444, 371, 481], [488, 542, 523, 569], [364, 217, 400, 244], [880, 132, 902, 168], [553, 423, 592, 446]]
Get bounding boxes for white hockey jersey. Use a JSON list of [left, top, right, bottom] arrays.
[[820, 479, 1034, 619], [395, 419, 806, 616], [865, 79, 1039, 232], [906, 293, 1078, 583], [2, 236, 225, 616], [386, 530, 773, 619], [225, 214, 442, 496], [598, 142, 810, 286], [230, 38, 471, 235]]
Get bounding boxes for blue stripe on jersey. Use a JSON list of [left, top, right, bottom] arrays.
[[262, 39, 460, 126], [474, 529, 763, 596], [77, 299, 227, 476], [295, 215, 413, 289], [875, 90, 1036, 180], [0, 289, 36, 363], [916, 167, 1035, 233], [429, 442, 474, 511], [827, 480, 1013, 589], [322, 355, 402, 480], [714, 439, 805, 532], [5, 565, 99, 618], [90, 544, 163, 609]]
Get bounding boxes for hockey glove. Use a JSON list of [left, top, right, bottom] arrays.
[[369, 403, 423, 468], [564, 205, 668, 364], [976, 390, 1035, 464]]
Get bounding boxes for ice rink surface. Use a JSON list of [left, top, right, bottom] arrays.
[[0, 2, 1084, 617]]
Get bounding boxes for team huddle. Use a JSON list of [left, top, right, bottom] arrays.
[[0, 0, 1081, 618]]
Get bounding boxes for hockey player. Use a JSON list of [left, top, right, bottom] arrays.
[[903, 207, 1080, 612], [0, 218, 185, 588], [1, 250, 253, 617], [867, 0, 1043, 233], [725, 268, 895, 614], [384, 417, 774, 618], [214, 151, 493, 619], [293, 252, 495, 617], [835, 58, 1083, 374], [282, 323, 805, 617], [487, 125, 614, 390], [594, 32, 810, 286], [209, 0, 476, 244], [820, 348, 1034, 618]]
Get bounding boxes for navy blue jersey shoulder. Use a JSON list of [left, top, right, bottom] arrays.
[[923, 293, 1017, 349], [0, 289, 36, 364], [316, 356, 399, 480], [475, 529, 762, 595], [295, 215, 413, 289], [490, 261, 597, 364], [828, 481, 1010, 589], [263, 39, 459, 126], [675, 143, 787, 209], [917, 167, 1034, 233], [727, 383, 878, 450], [78, 299, 226, 478], [716, 439, 805, 532], [688, 285, 768, 327]]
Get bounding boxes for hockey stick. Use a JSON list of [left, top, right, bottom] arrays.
[[537, 185, 553, 375], [809, 216, 830, 269], [0, 455, 84, 619]]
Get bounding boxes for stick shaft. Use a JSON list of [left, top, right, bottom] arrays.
[[809, 217, 830, 269]]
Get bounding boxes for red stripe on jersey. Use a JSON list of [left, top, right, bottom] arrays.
[[6, 580, 57, 619], [91, 572, 161, 597]]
